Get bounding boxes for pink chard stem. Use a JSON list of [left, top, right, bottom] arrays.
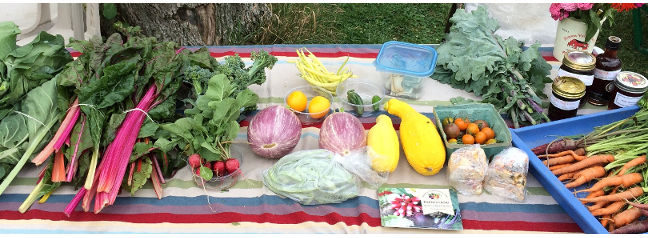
[[65, 114, 86, 182]]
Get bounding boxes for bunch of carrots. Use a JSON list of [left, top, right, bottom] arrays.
[[540, 150, 647, 233]]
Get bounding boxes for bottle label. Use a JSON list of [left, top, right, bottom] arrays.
[[550, 93, 580, 111], [613, 92, 642, 108], [558, 69, 594, 86], [594, 68, 621, 81]]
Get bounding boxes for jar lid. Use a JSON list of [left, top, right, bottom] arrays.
[[552, 76, 586, 99], [605, 36, 621, 50], [562, 51, 596, 71], [615, 71, 648, 94]]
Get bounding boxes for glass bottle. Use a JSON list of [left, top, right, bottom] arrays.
[[587, 36, 622, 106]]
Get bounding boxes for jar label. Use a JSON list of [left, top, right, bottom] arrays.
[[613, 92, 642, 108], [550, 93, 580, 111], [594, 68, 621, 81], [558, 69, 594, 86]]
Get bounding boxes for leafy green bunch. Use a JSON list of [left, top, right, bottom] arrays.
[[433, 6, 553, 127]]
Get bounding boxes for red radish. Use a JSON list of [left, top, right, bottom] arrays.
[[247, 105, 302, 159], [213, 161, 226, 176], [194, 167, 202, 176], [225, 158, 240, 174], [203, 162, 212, 170], [188, 154, 202, 168], [319, 112, 366, 156]]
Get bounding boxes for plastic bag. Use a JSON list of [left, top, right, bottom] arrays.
[[262, 148, 387, 205], [483, 147, 529, 201], [447, 145, 488, 195]]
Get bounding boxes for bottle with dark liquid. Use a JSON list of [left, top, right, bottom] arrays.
[[587, 36, 622, 106]]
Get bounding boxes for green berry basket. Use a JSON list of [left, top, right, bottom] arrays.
[[432, 103, 512, 159]]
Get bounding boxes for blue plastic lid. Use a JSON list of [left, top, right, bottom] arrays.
[[374, 41, 437, 77]]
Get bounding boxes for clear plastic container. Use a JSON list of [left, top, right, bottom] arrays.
[[284, 85, 333, 125], [335, 80, 386, 117], [374, 41, 438, 99]]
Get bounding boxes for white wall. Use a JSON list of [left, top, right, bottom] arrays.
[[465, 3, 558, 46]]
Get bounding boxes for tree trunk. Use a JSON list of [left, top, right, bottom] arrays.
[[102, 3, 271, 46]]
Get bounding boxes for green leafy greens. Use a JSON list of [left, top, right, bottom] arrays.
[[432, 7, 553, 128], [154, 50, 276, 180]]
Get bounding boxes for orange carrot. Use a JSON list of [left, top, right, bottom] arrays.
[[613, 207, 643, 228], [558, 172, 576, 182], [544, 154, 575, 166], [592, 201, 626, 216], [550, 163, 572, 171], [51, 150, 66, 182], [579, 187, 644, 203], [577, 173, 643, 193], [553, 154, 615, 175], [566, 166, 606, 188], [587, 190, 605, 199], [601, 214, 610, 227], [589, 201, 610, 211], [617, 155, 647, 176]]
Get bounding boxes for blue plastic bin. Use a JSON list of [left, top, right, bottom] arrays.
[[510, 106, 640, 234]]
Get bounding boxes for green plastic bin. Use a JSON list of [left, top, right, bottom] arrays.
[[433, 103, 512, 159]]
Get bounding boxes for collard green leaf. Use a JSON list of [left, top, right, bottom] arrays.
[[0, 30, 72, 107], [22, 78, 58, 141], [0, 21, 19, 59]]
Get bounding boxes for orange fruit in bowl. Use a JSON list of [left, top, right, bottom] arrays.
[[461, 134, 475, 144], [481, 127, 495, 139], [308, 96, 330, 119], [466, 123, 480, 135], [474, 131, 487, 144], [287, 90, 308, 112]]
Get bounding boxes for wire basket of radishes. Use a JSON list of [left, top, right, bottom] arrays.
[[187, 150, 243, 191]]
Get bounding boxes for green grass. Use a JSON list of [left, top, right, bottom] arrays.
[[254, 3, 452, 44], [252, 3, 646, 76], [597, 6, 648, 76]]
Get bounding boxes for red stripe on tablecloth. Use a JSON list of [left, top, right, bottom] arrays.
[[209, 51, 379, 59], [543, 55, 559, 62], [462, 219, 582, 232], [2, 210, 582, 232], [5, 210, 381, 226]]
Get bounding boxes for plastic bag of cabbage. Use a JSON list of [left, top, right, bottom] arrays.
[[262, 148, 388, 205]]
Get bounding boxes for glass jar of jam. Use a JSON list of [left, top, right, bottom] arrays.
[[588, 36, 622, 106], [607, 71, 648, 109], [557, 51, 595, 105], [548, 77, 586, 121]]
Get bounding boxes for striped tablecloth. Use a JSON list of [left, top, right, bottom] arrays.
[[0, 44, 606, 234]]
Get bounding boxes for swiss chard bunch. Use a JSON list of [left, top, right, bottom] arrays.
[[433, 6, 553, 128]]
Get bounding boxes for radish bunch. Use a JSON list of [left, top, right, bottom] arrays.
[[189, 154, 240, 181]]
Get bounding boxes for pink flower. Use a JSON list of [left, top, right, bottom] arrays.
[[550, 3, 564, 20], [559, 3, 579, 12], [577, 3, 594, 10]]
